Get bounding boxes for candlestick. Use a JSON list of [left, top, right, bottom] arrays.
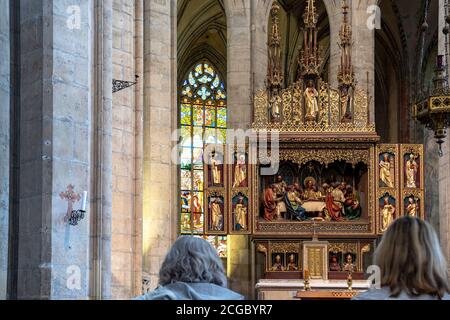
[[81, 191, 88, 212]]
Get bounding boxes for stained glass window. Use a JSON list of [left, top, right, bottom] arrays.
[[179, 62, 228, 255]]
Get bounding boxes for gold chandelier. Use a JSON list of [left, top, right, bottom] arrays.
[[414, 54, 450, 157]]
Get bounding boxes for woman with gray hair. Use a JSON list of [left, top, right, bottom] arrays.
[[136, 236, 244, 300], [354, 216, 450, 300]]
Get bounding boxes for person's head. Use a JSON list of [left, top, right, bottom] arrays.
[[346, 254, 353, 263], [289, 254, 295, 263], [276, 175, 283, 182], [374, 216, 450, 298], [158, 236, 227, 287], [275, 255, 281, 263], [383, 153, 389, 161]]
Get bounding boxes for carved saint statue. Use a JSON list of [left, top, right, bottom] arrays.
[[406, 154, 418, 188], [285, 185, 307, 221], [329, 256, 341, 272], [271, 255, 285, 271], [233, 153, 247, 188], [340, 85, 353, 123], [343, 254, 356, 273], [379, 153, 395, 188], [381, 197, 395, 232], [273, 176, 287, 219], [304, 80, 319, 121], [210, 198, 223, 231], [234, 196, 247, 231], [263, 185, 277, 221], [270, 92, 282, 122], [406, 197, 418, 217], [286, 254, 298, 271], [211, 153, 222, 185]]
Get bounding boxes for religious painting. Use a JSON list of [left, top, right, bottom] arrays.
[[285, 253, 300, 271], [232, 151, 248, 188], [270, 253, 285, 272], [206, 192, 226, 234], [231, 192, 249, 233], [379, 193, 396, 233], [205, 146, 225, 188]]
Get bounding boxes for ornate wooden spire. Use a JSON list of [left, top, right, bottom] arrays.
[[267, 1, 283, 95], [337, 0, 355, 87], [299, 0, 322, 79]]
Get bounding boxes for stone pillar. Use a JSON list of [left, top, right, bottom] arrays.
[[14, 0, 95, 299], [351, 0, 377, 121], [323, 0, 344, 89], [251, 0, 272, 90], [438, 0, 450, 274], [92, 0, 113, 300], [225, 0, 252, 130], [142, 0, 178, 290], [111, 0, 142, 299], [0, 0, 10, 300]]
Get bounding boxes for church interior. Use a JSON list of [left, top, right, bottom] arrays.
[[1, 0, 450, 300]]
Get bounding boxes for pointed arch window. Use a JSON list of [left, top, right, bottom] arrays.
[[179, 62, 227, 242]]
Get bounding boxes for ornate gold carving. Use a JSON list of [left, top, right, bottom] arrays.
[[252, 84, 374, 133], [279, 148, 370, 166]]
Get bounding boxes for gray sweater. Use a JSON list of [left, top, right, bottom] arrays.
[[135, 282, 245, 300]]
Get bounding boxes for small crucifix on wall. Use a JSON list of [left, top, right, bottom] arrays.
[[60, 184, 81, 223]]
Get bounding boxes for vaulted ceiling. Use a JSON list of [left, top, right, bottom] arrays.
[[177, 0, 227, 84]]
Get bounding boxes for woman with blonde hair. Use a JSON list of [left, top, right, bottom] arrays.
[[354, 216, 450, 300], [136, 236, 244, 300]]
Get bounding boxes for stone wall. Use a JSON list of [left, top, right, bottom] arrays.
[[0, 0, 10, 300], [14, 0, 93, 299]]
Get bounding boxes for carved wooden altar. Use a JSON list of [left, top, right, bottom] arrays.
[[201, 0, 426, 295]]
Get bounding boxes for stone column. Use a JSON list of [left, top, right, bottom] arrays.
[[142, 0, 178, 290], [14, 0, 96, 299], [0, 0, 10, 300], [438, 0, 450, 274], [92, 0, 113, 300], [251, 0, 272, 91], [225, 0, 252, 130], [351, 0, 377, 121], [323, 0, 344, 89]]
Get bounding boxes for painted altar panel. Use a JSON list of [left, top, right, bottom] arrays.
[[400, 144, 425, 219], [228, 145, 252, 235], [376, 144, 399, 234], [252, 144, 376, 236], [204, 144, 228, 234]]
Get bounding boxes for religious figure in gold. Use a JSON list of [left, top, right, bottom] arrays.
[[379, 153, 395, 188], [233, 153, 247, 188], [211, 153, 222, 185], [234, 196, 247, 231], [304, 80, 319, 121], [286, 254, 298, 271], [406, 154, 418, 188], [210, 198, 223, 231], [381, 196, 395, 232], [343, 254, 356, 273], [270, 92, 282, 122], [406, 197, 418, 217], [340, 85, 353, 123]]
